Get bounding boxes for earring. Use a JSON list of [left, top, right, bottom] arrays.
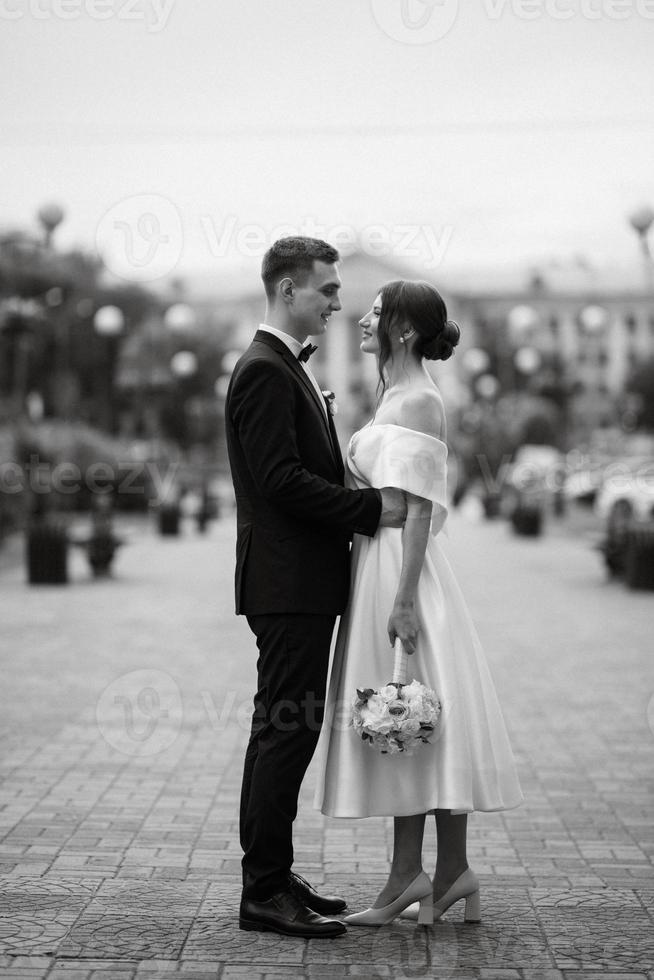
[[399, 336, 405, 344]]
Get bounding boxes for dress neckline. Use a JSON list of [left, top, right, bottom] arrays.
[[356, 421, 447, 448]]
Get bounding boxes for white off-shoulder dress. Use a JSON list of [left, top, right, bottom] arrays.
[[314, 423, 523, 818]]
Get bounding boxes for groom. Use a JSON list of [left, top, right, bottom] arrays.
[[225, 236, 406, 938]]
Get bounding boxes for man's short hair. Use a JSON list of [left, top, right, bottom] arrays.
[[261, 236, 340, 300]]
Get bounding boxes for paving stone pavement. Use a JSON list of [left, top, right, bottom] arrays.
[[0, 508, 653, 980]]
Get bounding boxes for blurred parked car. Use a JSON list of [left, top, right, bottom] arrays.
[[499, 445, 564, 507], [496, 445, 565, 535], [562, 459, 608, 505], [594, 455, 654, 576]]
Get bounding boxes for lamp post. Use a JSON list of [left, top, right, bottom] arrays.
[[505, 304, 539, 391], [37, 203, 65, 249], [628, 205, 654, 291], [94, 305, 125, 433], [169, 350, 198, 449]]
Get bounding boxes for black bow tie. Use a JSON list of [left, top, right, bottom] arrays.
[[297, 344, 318, 363]]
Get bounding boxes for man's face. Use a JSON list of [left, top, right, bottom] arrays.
[[290, 261, 342, 337]]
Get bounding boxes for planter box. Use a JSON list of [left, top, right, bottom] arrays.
[[26, 525, 68, 584], [511, 504, 543, 537]]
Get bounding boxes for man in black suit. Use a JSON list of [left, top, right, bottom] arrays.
[[225, 237, 406, 938]]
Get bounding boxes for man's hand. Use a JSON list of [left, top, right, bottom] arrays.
[[378, 487, 407, 528]]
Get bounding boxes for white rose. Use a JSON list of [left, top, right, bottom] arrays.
[[361, 694, 395, 735], [403, 680, 423, 699], [388, 699, 410, 722], [400, 718, 422, 737]]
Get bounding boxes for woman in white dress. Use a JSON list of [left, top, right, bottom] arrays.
[[314, 280, 523, 926]]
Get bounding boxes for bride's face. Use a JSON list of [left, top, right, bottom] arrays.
[[359, 293, 382, 355]]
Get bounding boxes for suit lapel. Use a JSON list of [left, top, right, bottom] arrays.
[[326, 408, 345, 478], [253, 330, 342, 469]]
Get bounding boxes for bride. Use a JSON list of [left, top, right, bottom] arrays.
[[314, 279, 523, 926]]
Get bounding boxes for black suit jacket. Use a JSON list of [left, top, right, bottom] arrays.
[[225, 330, 382, 615]]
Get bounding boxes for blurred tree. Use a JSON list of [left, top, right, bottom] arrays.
[[1, 228, 159, 428]]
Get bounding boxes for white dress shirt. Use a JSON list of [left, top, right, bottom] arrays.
[[258, 323, 327, 418]]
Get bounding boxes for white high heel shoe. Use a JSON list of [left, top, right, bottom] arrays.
[[344, 871, 434, 926], [399, 868, 481, 923]]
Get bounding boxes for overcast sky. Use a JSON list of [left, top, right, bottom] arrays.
[[2, 0, 653, 292]]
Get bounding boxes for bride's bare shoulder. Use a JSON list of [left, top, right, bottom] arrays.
[[398, 387, 445, 439]]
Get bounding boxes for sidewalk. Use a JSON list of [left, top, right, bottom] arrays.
[[0, 511, 652, 979]]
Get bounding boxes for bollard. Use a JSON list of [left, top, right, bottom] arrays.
[[158, 503, 180, 536], [482, 492, 502, 519], [553, 490, 566, 518], [195, 484, 216, 534], [86, 530, 121, 577]]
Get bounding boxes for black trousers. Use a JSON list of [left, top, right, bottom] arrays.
[[240, 613, 336, 901]]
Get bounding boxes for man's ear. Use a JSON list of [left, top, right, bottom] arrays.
[[279, 277, 294, 304]]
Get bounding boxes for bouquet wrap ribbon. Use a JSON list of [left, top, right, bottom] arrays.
[[393, 637, 409, 685]]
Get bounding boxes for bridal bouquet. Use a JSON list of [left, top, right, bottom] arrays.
[[351, 640, 441, 756]]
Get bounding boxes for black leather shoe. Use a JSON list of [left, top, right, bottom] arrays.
[[288, 871, 347, 915], [239, 890, 346, 938]]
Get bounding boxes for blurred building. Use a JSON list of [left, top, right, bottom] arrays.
[[452, 270, 654, 441], [192, 254, 654, 451]]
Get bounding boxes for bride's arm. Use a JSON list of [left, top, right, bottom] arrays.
[[387, 492, 432, 654], [387, 389, 445, 654]]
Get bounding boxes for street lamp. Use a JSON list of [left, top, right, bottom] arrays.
[[94, 305, 125, 432], [169, 350, 198, 450], [628, 205, 654, 290], [37, 203, 65, 249], [498, 305, 540, 392]]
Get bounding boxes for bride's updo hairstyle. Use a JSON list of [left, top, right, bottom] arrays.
[[376, 279, 460, 394]]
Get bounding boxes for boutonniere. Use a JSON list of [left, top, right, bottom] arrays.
[[322, 390, 338, 417]]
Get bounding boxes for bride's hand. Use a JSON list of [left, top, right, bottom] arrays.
[[387, 601, 420, 654]]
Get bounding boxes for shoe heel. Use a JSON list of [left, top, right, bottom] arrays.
[[417, 895, 433, 925], [464, 890, 481, 923]]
